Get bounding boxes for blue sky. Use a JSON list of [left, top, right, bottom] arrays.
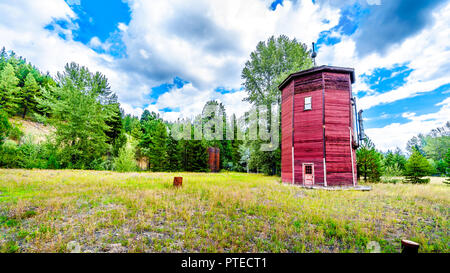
[[0, 0, 449, 151]]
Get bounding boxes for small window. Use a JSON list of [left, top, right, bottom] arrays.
[[305, 165, 312, 174], [304, 97, 312, 110]]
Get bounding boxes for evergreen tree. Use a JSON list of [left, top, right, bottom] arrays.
[[20, 73, 40, 118], [0, 108, 11, 145], [149, 121, 168, 171], [406, 134, 427, 156], [131, 119, 143, 139], [139, 119, 168, 171], [185, 139, 208, 172], [230, 114, 244, 171], [403, 148, 433, 184], [166, 129, 181, 171], [114, 140, 138, 172], [105, 103, 126, 157], [140, 109, 158, 123], [37, 63, 112, 169], [0, 47, 7, 71], [356, 138, 383, 182], [0, 63, 20, 115], [393, 147, 407, 170], [123, 114, 139, 133], [442, 148, 450, 184], [175, 121, 208, 172]]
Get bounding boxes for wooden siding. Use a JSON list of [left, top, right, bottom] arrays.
[[293, 88, 324, 185], [281, 81, 294, 183], [280, 67, 357, 187], [324, 72, 354, 186]]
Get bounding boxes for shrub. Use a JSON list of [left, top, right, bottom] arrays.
[[0, 140, 20, 168], [17, 138, 42, 169], [0, 136, 62, 169], [89, 158, 113, 171], [0, 109, 11, 145], [444, 149, 450, 185], [113, 144, 137, 172], [403, 148, 433, 184], [383, 163, 403, 177], [8, 122, 24, 141], [381, 177, 401, 184]]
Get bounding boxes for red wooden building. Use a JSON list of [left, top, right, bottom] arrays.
[[279, 65, 360, 187]]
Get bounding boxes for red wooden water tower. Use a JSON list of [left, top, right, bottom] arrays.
[[279, 65, 364, 187]]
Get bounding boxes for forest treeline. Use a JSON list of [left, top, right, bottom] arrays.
[[0, 38, 449, 182], [0, 48, 244, 172], [357, 123, 450, 183]]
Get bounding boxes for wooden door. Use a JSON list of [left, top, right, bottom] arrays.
[[303, 164, 314, 186]]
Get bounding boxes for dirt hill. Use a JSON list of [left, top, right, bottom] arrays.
[[8, 117, 54, 144]]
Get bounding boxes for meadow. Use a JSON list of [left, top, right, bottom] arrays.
[[0, 169, 448, 253]]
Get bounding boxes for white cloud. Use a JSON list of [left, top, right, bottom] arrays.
[[151, 83, 251, 122], [119, 0, 339, 100], [366, 97, 450, 152], [366, 0, 381, 5], [316, 2, 450, 151], [318, 2, 450, 110], [0, 0, 342, 121]]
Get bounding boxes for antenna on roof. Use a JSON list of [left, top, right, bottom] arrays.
[[312, 42, 317, 67]]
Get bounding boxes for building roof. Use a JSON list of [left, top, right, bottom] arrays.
[[278, 65, 355, 90]]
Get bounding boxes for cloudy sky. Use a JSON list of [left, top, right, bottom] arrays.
[[0, 0, 449, 152]]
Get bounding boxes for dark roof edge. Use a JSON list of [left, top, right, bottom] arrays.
[[278, 65, 355, 90]]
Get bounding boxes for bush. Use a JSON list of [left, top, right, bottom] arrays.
[[0, 137, 62, 169], [0, 109, 11, 145], [0, 140, 20, 168], [89, 158, 113, 171], [113, 144, 137, 172], [383, 163, 403, 177], [8, 123, 24, 141], [403, 148, 433, 184], [17, 138, 42, 168], [381, 177, 401, 184]]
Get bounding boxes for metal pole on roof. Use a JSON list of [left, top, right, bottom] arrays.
[[312, 42, 317, 67]]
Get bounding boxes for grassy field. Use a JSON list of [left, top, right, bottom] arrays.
[[0, 169, 448, 253]]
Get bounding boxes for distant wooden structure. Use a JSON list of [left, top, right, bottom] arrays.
[[208, 147, 220, 172], [279, 65, 363, 187]]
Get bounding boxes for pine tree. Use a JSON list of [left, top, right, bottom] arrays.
[[185, 139, 208, 172], [139, 119, 168, 171], [105, 103, 124, 146], [149, 121, 168, 171], [403, 148, 433, 184], [20, 73, 40, 118], [0, 47, 7, 71], [0, 108, 11, 145], [37, 63, 111, 169], [356, 138, 383, 183], [166, 130, 181, 171], [393, 147, 407, 171], [0, 63, 20, 115], [114, 139, 138, 172], [443, 148, 450, 185]]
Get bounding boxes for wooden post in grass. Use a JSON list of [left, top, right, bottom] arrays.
[[173, 177, 183, 187], [401, 240, 420, 254]]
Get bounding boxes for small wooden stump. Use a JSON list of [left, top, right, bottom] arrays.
[[173, 177, 183, 187], [401, 240, 420, 254]]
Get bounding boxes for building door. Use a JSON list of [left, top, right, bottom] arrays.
[[303, 164, 314, 186]]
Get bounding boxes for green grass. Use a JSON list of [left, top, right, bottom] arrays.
[[0, 169, 448, 253]]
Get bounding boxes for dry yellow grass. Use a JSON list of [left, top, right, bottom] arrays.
[[0, 169, 448, 253]]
